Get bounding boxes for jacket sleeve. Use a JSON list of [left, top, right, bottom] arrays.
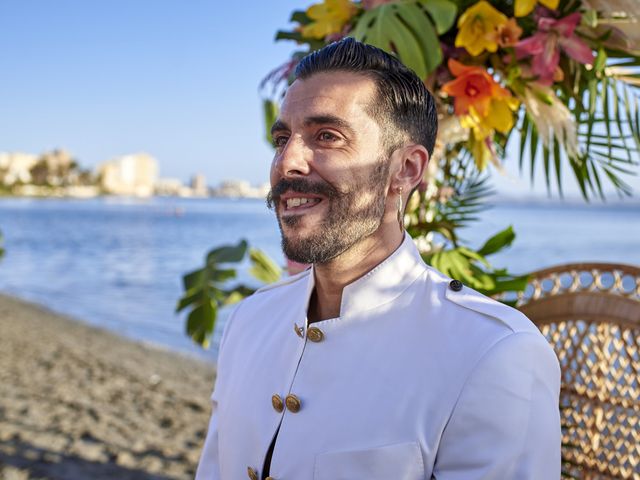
[[194, 305, 241, 480], [432, 331, 562, 480], [195, 398, 221, 480]]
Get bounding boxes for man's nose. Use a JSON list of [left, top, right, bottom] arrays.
[[275, 136, 311, 178]]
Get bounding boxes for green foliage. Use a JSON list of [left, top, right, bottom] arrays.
[[422, 226, 530, 300], [350, 0, 457, 78], [177, 240, 282, 348], [0, 229, 4, 259]]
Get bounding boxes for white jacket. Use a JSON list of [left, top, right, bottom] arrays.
[[196, 235, 561, 480]]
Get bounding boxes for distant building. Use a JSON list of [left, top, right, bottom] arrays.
[[191, 173, 208, 197], [98, 153, 158, 197], [0, 152, 38, 185], [155, 177, 186, 196], [211, 179, 270, 198]]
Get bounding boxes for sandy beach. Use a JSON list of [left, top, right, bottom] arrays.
[[0, 294, 216, 480]]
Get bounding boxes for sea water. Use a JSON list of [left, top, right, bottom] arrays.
[[0, 196, 638, 362]]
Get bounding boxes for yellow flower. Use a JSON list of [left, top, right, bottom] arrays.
[[514, 0, 559, 17], [460, 112, 493, 169], [484, 96, 520, 133], [470, 134, 493, 170], [460, 97, 520, 169], [301, 0, 357, 40], [455, 1, 508, 56]]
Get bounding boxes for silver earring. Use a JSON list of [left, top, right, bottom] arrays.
[[396, 187, 404, 232]]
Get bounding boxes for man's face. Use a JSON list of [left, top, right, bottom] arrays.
[[268, 71, 391, 264]]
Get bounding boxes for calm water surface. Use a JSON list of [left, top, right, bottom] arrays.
[[0, 196, 638, 362]]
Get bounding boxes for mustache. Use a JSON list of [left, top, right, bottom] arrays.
[[266, 178, 341, 210]]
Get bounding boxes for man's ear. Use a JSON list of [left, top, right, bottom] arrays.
[[390, 144, 429, 192]]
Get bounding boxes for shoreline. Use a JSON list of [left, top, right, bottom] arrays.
[[0, 288, 218, 365], [0, 293, 215, 480], [1, 192, 640, 206]]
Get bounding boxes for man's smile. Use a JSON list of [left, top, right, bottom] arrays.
[[280, 192, 324, 214]]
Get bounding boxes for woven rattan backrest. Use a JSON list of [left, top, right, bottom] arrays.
[[517, 263, 640, 479]]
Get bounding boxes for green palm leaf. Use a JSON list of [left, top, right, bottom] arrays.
[[517, 63, 640, 199]]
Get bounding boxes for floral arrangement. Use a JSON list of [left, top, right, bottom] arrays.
[[267, 0, 638, 192]]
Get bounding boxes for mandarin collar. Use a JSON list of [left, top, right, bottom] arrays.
[[304, 233, 426, 321]]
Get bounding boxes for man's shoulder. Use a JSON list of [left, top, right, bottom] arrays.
[[421, 266, 559, 382], [423, 265, 540, 336]]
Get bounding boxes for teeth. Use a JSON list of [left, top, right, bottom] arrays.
[[286, 197, 319, 209]]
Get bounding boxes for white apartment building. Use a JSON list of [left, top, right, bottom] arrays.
[[98, 153, 159, 197]]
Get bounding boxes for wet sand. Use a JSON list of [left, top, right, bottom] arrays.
[[0, 294, 215, 480]]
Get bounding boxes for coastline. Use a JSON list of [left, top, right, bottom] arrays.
[[0, 293, 215, 480]]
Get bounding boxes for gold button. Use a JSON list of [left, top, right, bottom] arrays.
[[247, 467, 258, 480], [265, 477, 275, 480], [285, 393, 301, 413], [293, 323, 304, 338], [306, 326, 324, 342], [271, 394, 284, 413]]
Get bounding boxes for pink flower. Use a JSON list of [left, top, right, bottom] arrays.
[[515, 12, 594, 85]]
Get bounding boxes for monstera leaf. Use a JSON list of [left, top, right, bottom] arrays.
[[350, 0, 457, 78]]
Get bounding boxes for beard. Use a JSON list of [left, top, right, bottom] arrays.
[[266, 158, 389, 265]]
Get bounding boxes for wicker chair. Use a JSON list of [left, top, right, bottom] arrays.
[[515, 263, 640, 479]]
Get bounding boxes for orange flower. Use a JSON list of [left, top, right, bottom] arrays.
[[496, 18, 523, 47], [443, 59, 519, 169], [442, 59, 511, 117]]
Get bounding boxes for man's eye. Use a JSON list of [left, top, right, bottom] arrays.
[[318, 132, 338, 142], [273, 136, 288, 148]]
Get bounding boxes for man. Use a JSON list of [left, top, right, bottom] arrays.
[[196, 38, 561, 480]]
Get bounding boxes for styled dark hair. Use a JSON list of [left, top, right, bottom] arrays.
[[295, 37, 438, 156]]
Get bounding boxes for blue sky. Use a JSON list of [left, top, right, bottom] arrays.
[[1, 0, 301, 183], [1, 0, 638, 199]]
